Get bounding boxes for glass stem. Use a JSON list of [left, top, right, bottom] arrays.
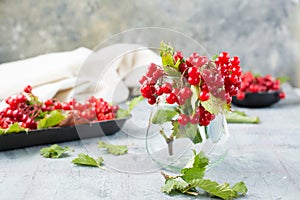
[[159, 128, 174, 156]]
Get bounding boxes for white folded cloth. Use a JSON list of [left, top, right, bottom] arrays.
[[0, 44, 161, 104]]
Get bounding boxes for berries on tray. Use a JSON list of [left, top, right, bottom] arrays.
[[236, 72, 286, 100], [0, 85, 119, 131]]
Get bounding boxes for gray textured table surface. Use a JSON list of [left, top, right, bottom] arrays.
[[0, 84, 300, 200]]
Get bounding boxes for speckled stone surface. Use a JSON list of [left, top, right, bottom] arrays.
[[0, 84, 300, 200], [0, 0, 299, 86]]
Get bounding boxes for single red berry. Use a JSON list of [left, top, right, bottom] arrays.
[[147, 96, 157, 105], [199, 91, 210, 101], [139, 75, 148, 85], [279, 91, 285, 99], [180, 87, 192, 99], [178, 114, 189, 126], [230, 56, 240, 66], [218, 52, 230, 64], [24, 85, 32, 93], [188, 76, 200, 85], [156, 87, 164, 96], [173, 51, 183, 62], [161, 82, 173, 94], [166, 93, 177, 104], [236, 91, 245, 100]]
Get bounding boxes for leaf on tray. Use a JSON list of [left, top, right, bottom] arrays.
[[98, 140, 128, 155], [38, 110, 66, 129], [40, 144, 73, 158], [116, 95, 144, 118], [4, 122, 27, 134], [72, 153, 104, 167], [225, 110, 260, 124]]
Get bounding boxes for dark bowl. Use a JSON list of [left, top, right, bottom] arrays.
[[232, 90, 281, 108]]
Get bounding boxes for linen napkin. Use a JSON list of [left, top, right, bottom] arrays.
[[0, 44, 161, 104]]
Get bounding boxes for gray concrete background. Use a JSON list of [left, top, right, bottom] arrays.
[[0, 0, 300, 86]]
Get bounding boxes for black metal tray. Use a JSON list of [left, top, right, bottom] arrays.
[[0, 116, 130, 151]]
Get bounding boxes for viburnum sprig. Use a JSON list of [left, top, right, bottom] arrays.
[[139, 42, 242, 128]]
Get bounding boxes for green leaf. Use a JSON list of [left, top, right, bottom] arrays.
[[40, 144, 72, 158], [276, 76, 290, 84], [232, 181, 248, 195], [162, 53, 174, 67], [201, 93, 228, 115], [160, 41, 174, 57], [161, 178, 189, 194], [0, 128, 4, 135], [161, 151, 248, 199], [5, 123, 27, 133], [183, 123, 202, 144], [163, 66, 181, 77], [211, 54, 219, 61], [181, 151, 209, 182], [128, 95, 144, 112], [116, 108, 130, 119], [192, 179, 238, 200], [174, 59, 181, 70], [37, 110, 66, 129], [171, 121, 180, 137], [72, 153, 104, 167], [225, 110, 260, 124], [116, 96, 144, 118], [151, 109, 178, 124], [98, 140, 128, 155]]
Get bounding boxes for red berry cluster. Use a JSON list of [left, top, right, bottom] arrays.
[[214, 52, 242, 103], [139, 49, 242, 127], [236, 72, 286, 100], [0, 85, 119, 130]]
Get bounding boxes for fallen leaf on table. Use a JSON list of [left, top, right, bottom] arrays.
[[72, 153, 104, 168], [225, 110, 260, 124], [98, 140, 128, 155]]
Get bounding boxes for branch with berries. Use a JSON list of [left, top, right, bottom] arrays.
[[139, 42, 243, 147]]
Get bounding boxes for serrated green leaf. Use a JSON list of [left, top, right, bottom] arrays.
[[161, 151, 248, 199], [171, 121, 180, 137], [192, 179, 238, 200], [163, 66, 181, 77], [201, 93, 227, 115], [72, 153, 103, 167], [181, 151, 208, 182], [232, 181, 248, 195], [98, 140, 128, 155], [225, 110, 260, 124], [0, 128, 4, 134], [37, 110, 66, 129], [161, 178, 189, 194], [162, 53, 174, 67], [151, 109, 178, 124], [5, 123, 27, 133], [40, 144, 72, 158]]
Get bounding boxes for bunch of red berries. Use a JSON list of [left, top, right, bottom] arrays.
[[0, 85, 119, 130], [139, 48, 242, 127], [236, 72, 286, 100]]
